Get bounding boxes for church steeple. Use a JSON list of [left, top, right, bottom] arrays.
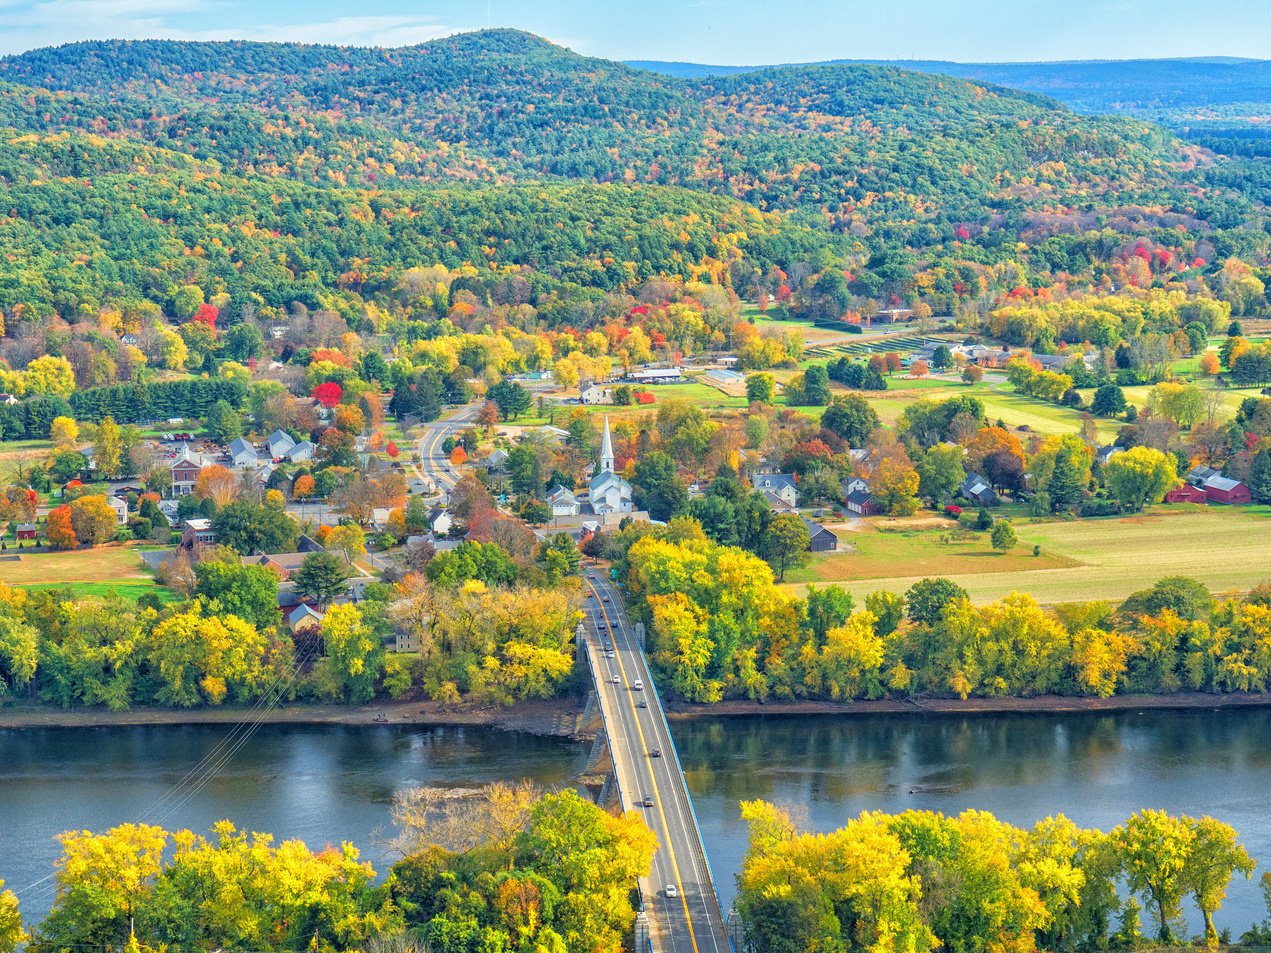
[[600, 416, 615, 473]]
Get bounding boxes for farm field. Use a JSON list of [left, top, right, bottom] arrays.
[[786, 507, 1271, 605], [0, 543, 169, 600]]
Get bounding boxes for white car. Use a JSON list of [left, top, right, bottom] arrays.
[[611, 674, 620, 684], [665, 884, 678, 899], [634, 679, 644, 691]]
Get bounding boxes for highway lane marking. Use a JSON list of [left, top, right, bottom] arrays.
[[589, 581, 703, 953]]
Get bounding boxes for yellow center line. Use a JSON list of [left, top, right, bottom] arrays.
[[589, 580, 701, 953]]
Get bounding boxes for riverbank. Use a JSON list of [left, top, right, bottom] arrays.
[[0, 697, 584, 736], [664, 691, 1271, 719]]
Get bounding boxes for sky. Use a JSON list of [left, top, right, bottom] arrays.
[[0, 0, 1270, 64]]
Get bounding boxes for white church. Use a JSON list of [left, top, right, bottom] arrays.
[[546, 417, 633, 517]]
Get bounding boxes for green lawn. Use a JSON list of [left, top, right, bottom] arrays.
[[574, 381, 749, 413], [788, 507, 1271, 605], [0, 544, 173, 602]]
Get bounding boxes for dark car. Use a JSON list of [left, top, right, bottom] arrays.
[[637, 699, 648, 709], [650, 748, 662, 758]]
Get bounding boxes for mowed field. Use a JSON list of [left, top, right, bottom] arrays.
[[787, 507, 1271, 605], [0, 544, 168, 600]]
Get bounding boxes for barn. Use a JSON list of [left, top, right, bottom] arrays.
[[1164, 483, 1208, 505]]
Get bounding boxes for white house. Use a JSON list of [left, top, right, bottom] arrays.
[[548, 485, 581, 517], [587, 417, 634, 515], [753, 473, 799, 509], [107, 496, 128, 525], [581, 383, 614, 405], [428, 506, 453, 537], [286, 441, 315, 464], [267, 429, 297, 459], [228, 437, 259, 469]]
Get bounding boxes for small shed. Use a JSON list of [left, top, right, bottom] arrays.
[[1164, 483, 1208, 505]]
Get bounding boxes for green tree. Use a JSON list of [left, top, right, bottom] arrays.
[[915, 443, 965, 505], [1249, 448, 1271, 504], [931, 344, 953, 370], [906, 578, 968, 626], [821, 394, 880, 446], [1090, 383, 1127, 417], [764, 514, 811, 582], [745, 372, 775, 404], [204, 399, 243, 443], [990, 519, 1017, 553], [193, 562, 280, 630], [804, 585, 855, 643], [487, 380, 532, 420], [1103, 446, 1177, 512], [47, 449, 87, 484], [293, 551, 351, 606], [632, 451, 688, 522], [1048, 440, 1090, 512], [1114, 809, 1195, 942], [0, 880, 22, 953], [93, 415, 123, 477], [317, 604, 382, 703], [211, 500, 299, 554], [1185, 816, 1255, 945]]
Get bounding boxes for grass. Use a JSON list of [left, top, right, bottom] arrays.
[[572, 381, 749, 412], [0, 438, 53, 462], [787, 507, 1271, 606], [0, 543, 171, 601]]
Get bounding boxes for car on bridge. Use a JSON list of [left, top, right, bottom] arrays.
[[643, 795, 654, 807], [637, 699, 648, 709], [611, 674, 620, 684], [665, 884, 678, 899], [649, 748, 662, 758], [633, 679, 643, 690]]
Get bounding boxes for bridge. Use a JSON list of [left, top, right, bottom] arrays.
[[580, 571, 733, 953]]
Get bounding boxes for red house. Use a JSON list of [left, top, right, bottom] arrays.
[[1203, 475, 1252, 505], [1165, 483, 1208, 505], [15, 523, 37, 540]]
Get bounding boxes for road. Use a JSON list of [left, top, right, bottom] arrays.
[[582, 572, 731, 953], [416, 404, 480, 496]]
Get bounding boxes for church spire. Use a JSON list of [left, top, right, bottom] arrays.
[[600, 416, 614, 473]]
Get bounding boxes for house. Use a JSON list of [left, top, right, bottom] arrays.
[[429, 506, 454, 537], [267, 429, 297, 459], [484, 448, 509, 472], [158, 499, 181, 522], [244, 552, 311, 580], [0, 393, 18, 405], [1165, 483, 1208, 505], [106, 496, 129, 525], [548, 485, 581, 517], [803, 518, 839, 552], [169, 447, 210, 496], [1096, 445, 1123, 467], [760, 489, 797, 513], [286, 440, 316, 464], [370, 508, 393, 531], [844, 488, 878, 516], [1034, 354, 1072, 373], [587, 418, 634, 515], [842, 476, 869, 498], [15, 523, 37, 540], [288, 604, 324, 634], [532, 426, 570, 443], [180, 518, 217, 549], [581, 383, 614, 405], [228, 437, 259, 469], [753, 473, 798, 509], [1202, 475, 1252, 505], [960, 473, 999, 507], [1187, 465, 1221, 487], [951, 343, 994, 364]]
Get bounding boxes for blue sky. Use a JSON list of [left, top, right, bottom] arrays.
[[0, 0, 1269, 63]]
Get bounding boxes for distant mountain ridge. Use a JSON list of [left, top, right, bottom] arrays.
[[625, 55, 1271, 120]]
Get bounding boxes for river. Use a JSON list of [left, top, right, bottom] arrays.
[[3, 708, 1270, 935]]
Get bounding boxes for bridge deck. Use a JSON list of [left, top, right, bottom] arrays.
[[582, 572, 731, 953]]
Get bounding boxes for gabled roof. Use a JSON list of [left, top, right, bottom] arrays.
[[802, 517, 836, 540], [754, 472, 797, 492], [286, 440, 315, 459], [171, 447, 206, 469], [267, 429, 297, 455], [845, 488, 874, 506], [228, 437, 255, 457], [288, 604, 324, 626], [1204, 474, 1244, 493], [547, 484, 578, 503]]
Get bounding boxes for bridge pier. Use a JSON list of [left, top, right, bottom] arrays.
[[727, 908, 745, 950], [633, 911, 652, 952]]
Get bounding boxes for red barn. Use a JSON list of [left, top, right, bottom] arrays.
[[1165, 483, 1208, 505], [1203, 475, 1252, 505]]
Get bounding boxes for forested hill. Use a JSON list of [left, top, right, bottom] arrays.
[[0, 29, 1201, 226], [0, 29, 1265, 319]]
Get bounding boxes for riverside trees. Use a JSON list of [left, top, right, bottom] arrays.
[[735, 801, 1260, 953]]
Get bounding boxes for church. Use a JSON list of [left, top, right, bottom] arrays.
[[546, 416, 633, 517]]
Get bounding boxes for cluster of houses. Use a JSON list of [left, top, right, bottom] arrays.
[[1165, 465, 1254, 506], [545, 419, 638, 520], [169, 430, 317, 497], [579, 366, 686, 405], [906, 341, 1097, 373]]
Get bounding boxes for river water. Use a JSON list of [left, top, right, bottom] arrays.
[[3, 708, 1271, 935]]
